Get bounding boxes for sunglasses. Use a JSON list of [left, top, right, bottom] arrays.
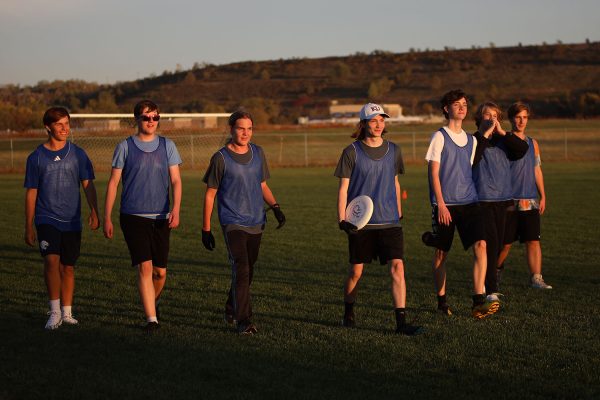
[[139, 115, 160, 122]]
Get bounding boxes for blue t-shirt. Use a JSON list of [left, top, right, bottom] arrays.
[[24, 142, 95, 231]]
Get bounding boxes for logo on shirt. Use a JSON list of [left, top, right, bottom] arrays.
[[40, 240, 49, 250], [53, 156, 61, 161]]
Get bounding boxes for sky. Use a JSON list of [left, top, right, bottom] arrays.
[[1, 0, 599, 86]]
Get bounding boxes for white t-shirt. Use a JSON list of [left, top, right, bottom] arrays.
[[425, 126, 478, 165]]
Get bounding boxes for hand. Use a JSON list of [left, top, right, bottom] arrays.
[[24, 226, 36, 247], [494, 120, 506, 136], [436, 204, 452, 226], [339, 220, 357, 234], [103, 219, 113, 239], [272, 205, 286, 229], [480, 119, 495, 138], [202, 230, 215, 251], [88, 211, 100, 231], [539, 197, 546, 215], [169, 209, 180, 229]]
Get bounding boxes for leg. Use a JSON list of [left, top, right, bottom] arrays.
[[497, 244, 512, 268], [472, 240, 487, 295], [138, 261, 157, 319], [152, 267, 167, 301], [44, 254, 61, 301], [344, 263, 364, 303], [59, 264, 75, 306], [432, 249, 448, 296], [525, 241, 542, 275], [224, 230, 253, 326], [389, 259, 406, 308]]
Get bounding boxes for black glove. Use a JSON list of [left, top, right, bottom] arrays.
[[272, 204, 286, 229], [202, 230, 215, 251], [339, 220, 357, 234]]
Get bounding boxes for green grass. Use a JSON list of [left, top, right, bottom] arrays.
[[1, 163, 600, 399]]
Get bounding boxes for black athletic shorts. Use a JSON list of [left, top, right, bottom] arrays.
[[431, 203, 485, 252], [120, 214, 170, 267], [36, 224, 81, 265], [504, 209, 541, 243], [348, 226, 404, 265]]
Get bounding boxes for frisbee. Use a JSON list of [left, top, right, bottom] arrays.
[[345, 195, 374, 230]]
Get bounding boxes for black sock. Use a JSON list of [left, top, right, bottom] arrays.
[[344, 301, 354, 316], [472, 294, 486, 306], [437, 294, 447, 307], [395, 308, 406, 327]]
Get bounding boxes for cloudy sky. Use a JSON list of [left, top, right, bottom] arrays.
[[1, 0, 598, 86]]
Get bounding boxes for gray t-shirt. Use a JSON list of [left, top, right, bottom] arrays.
[[334, 140, 405, 178], [203, 144, 270, 234]]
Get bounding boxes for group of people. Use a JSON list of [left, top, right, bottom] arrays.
[[24, 91, 549, 335]]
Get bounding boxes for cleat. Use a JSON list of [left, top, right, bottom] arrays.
[[342, 312, 355, 328], [395, 324, 424, 336], [145, 321, 160, 333], [237, 321, 257, 335], [45, 311, 62, 330], [62, 314, 79, 325], [472, 301, 499, 319], [437, 303, 453, 316], [531, 274, 552, 289]]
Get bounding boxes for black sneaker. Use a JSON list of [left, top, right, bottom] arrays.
[[437, 303, 453, 316], [342, 312, 355, 328], [421, 231, 439, 247], [395, 324, 424, 336], [237, 321, 258, 335], [145, 321, 160, 333]]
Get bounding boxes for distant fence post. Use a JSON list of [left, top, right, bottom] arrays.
[[279, 136, 283, 165], [10, 139, 13, 170], [304, 133, 308, 167], [412, 132, 416, 161], [190, 135, 195, 168], [564, 128, 568, 161]]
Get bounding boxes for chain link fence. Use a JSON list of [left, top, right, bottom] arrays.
[[1, 128, 598, 172]]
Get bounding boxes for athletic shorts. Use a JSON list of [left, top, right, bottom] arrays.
[[348, 227, 404, 265], [35, 224, 81, 266], [120, 214, 170, 267], [504, 208, 541, 244], [431, 203, 485, 252]]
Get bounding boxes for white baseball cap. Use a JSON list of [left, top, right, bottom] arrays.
[[359, 103, 390, 120]]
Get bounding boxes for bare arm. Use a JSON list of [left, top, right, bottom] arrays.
[[533, 139, 546, 214], [429, 161, 451, 225], [202, 187, 217, 231], [337, 177, 350, 222], [24, 188, 37, 246], [103, 168, 122, 239], [395, 176, 402, 219], [168, 165, 182, 229], [261, 181, 278, 207], [81, 179, 99, 230]]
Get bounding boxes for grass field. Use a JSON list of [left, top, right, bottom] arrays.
[[1, 163, 600, 399]]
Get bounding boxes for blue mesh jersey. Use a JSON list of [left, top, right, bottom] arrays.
[[216, 143, 266, 227], [24, 142, 95, 231], [347, 141, 400, 225], [473, 139, 512, 201], [511, 136, 538, 200], [429, 128, 478, 206]]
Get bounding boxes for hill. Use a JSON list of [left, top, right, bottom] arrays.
[[1, 41, 599, 129]]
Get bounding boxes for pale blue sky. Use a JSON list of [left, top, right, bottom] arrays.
[[1, 0, 598, 86]]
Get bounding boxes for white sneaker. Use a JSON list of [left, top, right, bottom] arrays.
[[62, 314, 79, 325], [45, 311, 62, 330], [531, 274, 552, 289]]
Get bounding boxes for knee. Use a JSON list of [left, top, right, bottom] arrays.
[[348, 265, 363, 281], [152, 268, 166, 281], [138, 262, 153, 278], [61, 266, 75, 279], [474, 240, 487, 253], [390, 261, 405, 283]]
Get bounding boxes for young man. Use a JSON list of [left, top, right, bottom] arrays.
[[421, 90, 497, 319], [336, 103, 422, 335], [202, 110, 285, 335], [472, 102, 529, 301], [104, 100, 182, 332], [24, 107, 99, 330], [497, 102, 552, 289]]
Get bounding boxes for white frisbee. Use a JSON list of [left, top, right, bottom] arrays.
[[345, 195, 374, 230]]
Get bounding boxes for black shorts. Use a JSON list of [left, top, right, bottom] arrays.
[[348, 227, 404, 265], [504, 209, 541, 244], [431, 203, 485, 252], [36, 224, 81, 266], [120, 214, 170, 267]]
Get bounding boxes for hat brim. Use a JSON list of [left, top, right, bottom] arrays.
[[363, 112, 390, 120]]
